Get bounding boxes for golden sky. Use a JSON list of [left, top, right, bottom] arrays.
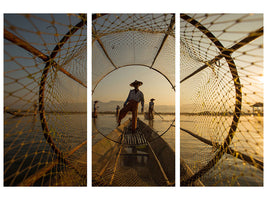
[[93, 66, 175, 106]]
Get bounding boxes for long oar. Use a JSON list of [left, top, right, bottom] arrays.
[[154, 111, 164, 119], [154, 111, 171, 122]]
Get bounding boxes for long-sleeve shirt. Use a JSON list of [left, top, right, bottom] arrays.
[[149, 101, 154, 110], [124, 89, 144, 108]]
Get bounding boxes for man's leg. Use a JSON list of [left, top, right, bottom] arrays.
[[148, 108, 152, 119], [118, 102, 132, 126], [131, 102, 138, 133]]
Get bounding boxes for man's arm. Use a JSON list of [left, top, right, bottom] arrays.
[[124, 90, 131, 107]]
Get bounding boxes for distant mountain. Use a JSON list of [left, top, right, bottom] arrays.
[[6, 100, 174, 113], [61, 102, 87, 112], [5, 102, 87, 113], [94, 101, 175, 113], [155, 105, 175, 113]]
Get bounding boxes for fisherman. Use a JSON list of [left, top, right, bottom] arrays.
[[148, 98, 155, 119], [116, 105, 120, 117], [93, 101, 99, 118], [118, 80, 144, 134]]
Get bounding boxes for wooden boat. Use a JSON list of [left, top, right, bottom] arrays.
[[92, 119, 175, 186]]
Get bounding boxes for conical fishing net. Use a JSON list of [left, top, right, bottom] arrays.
[[4, 14, 87, 186], [180, 13, 263, 186], [92, 13, 175, 186], [92, 13, 175, 92]]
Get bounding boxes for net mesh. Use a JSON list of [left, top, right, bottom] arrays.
[[92, 13, 175, 186], [180, 13, 263, 186], [4, 14, 87, 186], [92, 13, 175, 92]]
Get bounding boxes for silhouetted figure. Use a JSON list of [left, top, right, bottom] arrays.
[[93, 101, 99, 118], [149, 117, 154, 128], [118, 80, 144, 133], [148, 98, 155, 120], [116, 105, 120, 117]]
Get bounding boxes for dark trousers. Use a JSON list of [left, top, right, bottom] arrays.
[[118, 100, 138, 133]]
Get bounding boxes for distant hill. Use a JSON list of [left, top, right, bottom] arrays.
[[5, 102, 87, 113], [6, 100, 174, 113], [94, 101, 175, 113], [44, 102, 87, 112]]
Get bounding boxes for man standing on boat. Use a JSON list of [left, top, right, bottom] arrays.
[[117, 80, 144, 134], [115, 105, 120, 117], [148, 98, 155, 120], [93, 101, 99, 118]]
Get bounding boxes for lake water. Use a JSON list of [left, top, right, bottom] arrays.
[[93, 114, 263, 186], [180, 115, 263, 186], [4, 113, 87, 186], [5, 112, 262, 186]]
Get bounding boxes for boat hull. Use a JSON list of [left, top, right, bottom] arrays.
[[92, 119, 175, 186]]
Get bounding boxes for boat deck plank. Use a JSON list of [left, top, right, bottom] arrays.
[[92, 119, 175, 186], [124, 133, 147, 145]]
